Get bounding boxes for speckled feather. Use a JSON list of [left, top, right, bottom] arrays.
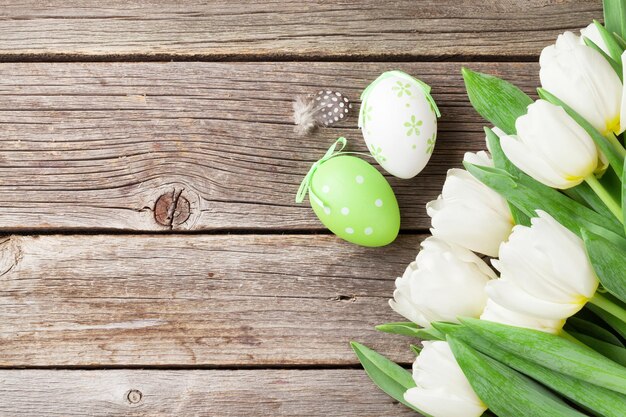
[[293, 90, 352, 135]]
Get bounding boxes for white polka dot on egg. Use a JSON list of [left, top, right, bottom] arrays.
[[375, 199, 383, 207], [355, 175, 364, 184], [322, 185, 330, 193], [341, 207, 350, 215], [364, 227, 373, 235], [345, 227, 354, 234], [324, 207, 331, 215]]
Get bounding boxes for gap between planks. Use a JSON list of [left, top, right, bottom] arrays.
[[0, 61, 540, 232], [0, 0, 601, 60], [0, 233, 425, 367]]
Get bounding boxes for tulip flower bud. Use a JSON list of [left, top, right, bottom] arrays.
[[501, 100, 598, 189], [405, 341, 487, 417], [427, 151, 513, 257], [389, 237, 496, 328], [540, 31, 623, 135], [480, 299, 565, 334], [487, 211, 598, 321]]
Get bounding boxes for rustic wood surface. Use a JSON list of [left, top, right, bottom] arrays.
[[0, 0, 600, 415], [0, 61, 539, 231], [0, 370, 415, 416], [0, 0, 600, 59], [0, 234, 421, 366]]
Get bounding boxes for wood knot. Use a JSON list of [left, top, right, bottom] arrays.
[[126, 389, 143, 405], [0, 237, 21, 277], [154, 189, 191, 228]]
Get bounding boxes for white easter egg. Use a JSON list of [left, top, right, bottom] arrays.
[[359, 70, 440, 179]]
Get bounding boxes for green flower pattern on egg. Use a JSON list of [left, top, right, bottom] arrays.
[[309, 155, 400, 247], [359, 70, 439, 179]]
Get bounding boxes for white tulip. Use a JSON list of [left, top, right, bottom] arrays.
[[622, 51, 626, 133], [579, 23, 610, 55], [480, 299, 565, 334], [540, 31, 623, 135], [487, 211, 598, 321], [501, 100, 598, 189], [405, 341, 487, 417], [427, 151, 513, 257], [389, 237, 495, 328]]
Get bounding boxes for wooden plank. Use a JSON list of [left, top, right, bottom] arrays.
[[0, 61, 538, 231], [0, 0, 600, 59], [0, 234, 423, 366], [0, 369, 417, 416]]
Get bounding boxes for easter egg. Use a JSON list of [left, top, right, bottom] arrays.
[[308, 155, 400, 247], [359, 70, 440, 179]]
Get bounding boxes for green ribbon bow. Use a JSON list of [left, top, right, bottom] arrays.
[[295, 137, 347, 204]]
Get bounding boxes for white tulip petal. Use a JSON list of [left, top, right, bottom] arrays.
[[405, 388, 487, 417], [480, 299, 565, 334], [405, 342, 487, 417], [580, 23, 610, 55], [540, 39, 622, 135], [486, 279, 583, 320], [495, 211, 598, 303], [426, 167, 513, 256], [501, 133, 579, 188], [621, 50, 626, 133], [389, 237, 494, 327], [463, 150, 494, 167]]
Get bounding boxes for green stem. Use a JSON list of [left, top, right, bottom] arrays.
[[605, 132, 626, 159], [584, 174, 623, 224], [590, 292, 626, 324]]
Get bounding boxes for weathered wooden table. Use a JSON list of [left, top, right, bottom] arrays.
[[0, 1, 600, 415]]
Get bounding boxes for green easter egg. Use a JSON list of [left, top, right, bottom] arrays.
[[309, 155, 400, 247]]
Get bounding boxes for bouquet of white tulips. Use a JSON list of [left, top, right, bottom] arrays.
[[352, 2, 626, 416]]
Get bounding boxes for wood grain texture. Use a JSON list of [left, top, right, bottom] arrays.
[[0, 0, 601, 59], [0, 369, 417, 416], [0, 234, 423, 366], [0, 61, 539, 231]]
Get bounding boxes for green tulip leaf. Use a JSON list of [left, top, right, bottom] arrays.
[[582, 229, 626, 304], [483, 127, 530, 226], [458, 318, 626, 394], [375, 322, 444, 340], [538, 88, 624, 178], [587, 304, 626, 339], [569, 331, 626, 367], [566, 317, 624, 347], [622, 156, 626, 230], [447, 336, 586, 417], [462, 68, 533, 135], [464, 163, 623, 237], [350, 342, 426, 415], [603, 0, 626, 41], [593, 19, 625, 65], [435, 322, 626, 417]]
